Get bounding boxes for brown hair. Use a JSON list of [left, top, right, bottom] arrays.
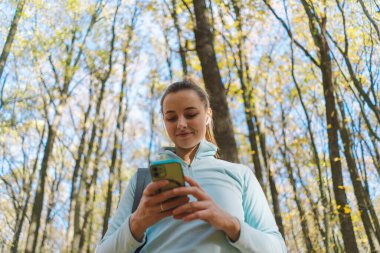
[[160, 77, 218, 149]]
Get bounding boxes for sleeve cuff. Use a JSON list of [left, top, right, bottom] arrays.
[[226, 217, 245, 247], [125, 215, 147, 251]]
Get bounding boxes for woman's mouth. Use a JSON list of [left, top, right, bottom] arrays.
[[176, 132, 193, 137]]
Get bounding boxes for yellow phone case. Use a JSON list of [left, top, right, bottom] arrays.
[[149, 159, 185, 192]]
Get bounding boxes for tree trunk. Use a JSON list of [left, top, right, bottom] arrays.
[[83, 117, 105, 252], [71, 79, 106, 251], [280, 106, 315, 252], [66, 93, 92, 250], [290, 41, 331, 252], [169, 0, 188, 76], [357, 0, 380, 43], [330, 0, 380, 125], [25, 4, 98, 248], [73, 1, 119, 247], [337, 94, 380, 251], [101, 67, 125, 238], [11, 126, 45, 253], [192, 0, 239, 163], [299, 1, 359, 250], [25, 123, 56, 253], [0, 0, 26, 80], [40, 171, 61, 251]]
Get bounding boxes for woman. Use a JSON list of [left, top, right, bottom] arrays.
[[96, 79, 287, 252]]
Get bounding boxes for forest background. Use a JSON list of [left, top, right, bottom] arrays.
[[1, 0, 379, 252]]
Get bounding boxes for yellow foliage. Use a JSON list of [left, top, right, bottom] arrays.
[[344, 205, 351, 214]]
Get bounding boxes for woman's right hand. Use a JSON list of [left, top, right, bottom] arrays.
[[129, 180, 189, 241]]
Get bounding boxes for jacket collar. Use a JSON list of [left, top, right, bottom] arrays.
[[159, 140, 217, 162]]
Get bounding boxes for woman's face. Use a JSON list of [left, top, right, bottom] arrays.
[[162, 90, 210, 150]]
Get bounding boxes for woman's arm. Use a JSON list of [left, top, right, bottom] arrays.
[[228, 169, 287, 253], [96, 174, 190, 253], [95, 174, 146, 253], [171, 174, 287, 253]]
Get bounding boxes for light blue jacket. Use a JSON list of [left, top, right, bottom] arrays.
[[96, 140, 287, 253]]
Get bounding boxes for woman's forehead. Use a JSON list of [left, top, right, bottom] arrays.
[[163, 90, 204, 110]]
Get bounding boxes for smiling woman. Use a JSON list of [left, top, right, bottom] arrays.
[[160, 82, 213, 163], [96, 78, 287, 253]]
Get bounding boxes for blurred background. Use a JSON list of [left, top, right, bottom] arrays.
[[0, 0, 379, 252]]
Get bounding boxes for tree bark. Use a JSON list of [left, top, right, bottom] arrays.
[[337, 93, 380, 251], [40, 170, 62, 251], [25, 123, 56, 253], [83, 116, 106, 252], [164, 0, 188, 76], [0, 0, 26, 80], [11, 125, 45, 253], [192, 0, 239, 163]]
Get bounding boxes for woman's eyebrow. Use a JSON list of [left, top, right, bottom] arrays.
[[184, 107, 198, 111], [165, 107, 198, 114]]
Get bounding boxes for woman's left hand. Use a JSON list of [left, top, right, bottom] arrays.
[[171, 176, 241, 242]]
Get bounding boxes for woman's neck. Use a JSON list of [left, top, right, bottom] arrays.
[[175, 143, 200, 165]]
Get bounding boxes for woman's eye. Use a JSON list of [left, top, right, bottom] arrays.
[[186, 114, 198, 119], [166, 117, 177, 122]]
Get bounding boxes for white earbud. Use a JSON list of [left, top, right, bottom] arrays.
[[206, 116, 211, 125]]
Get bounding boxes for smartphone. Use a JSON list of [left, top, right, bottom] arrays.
[[149, 159, 185, 192]]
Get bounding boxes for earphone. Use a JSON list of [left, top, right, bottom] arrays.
[[206, 116, 211, 125]]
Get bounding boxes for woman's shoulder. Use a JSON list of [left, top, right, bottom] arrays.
[[213, 157, 251, 172], [210, 157, 255, 181]]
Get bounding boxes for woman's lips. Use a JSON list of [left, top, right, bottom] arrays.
[[176, 132, 193, 137]]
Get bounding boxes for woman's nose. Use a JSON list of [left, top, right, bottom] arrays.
[[177, 116, 187, 128]]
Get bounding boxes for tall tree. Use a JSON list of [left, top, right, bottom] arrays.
[[298, 0, 359, 251], [9, 124, 45, 253], [24, 2, 102, 252], [289, 39, 331, 252], [336, 89, 380, 251], [192, 0, 239, 162], [163, 0, 189, 76], [0, 0, 26, 80], [279, 105, 315, 252]]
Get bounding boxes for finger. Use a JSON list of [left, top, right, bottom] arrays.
[[172, 201, 208, 216], [157, 196, 189, 213], [156, 209, 173, 219], [143, 180, 169, 196], [162, 196, 190, 211], [184, 176, 202, 188], [149, 188, 186, 205], [172, 186, 209, 201], [182, 210, 209, 222]]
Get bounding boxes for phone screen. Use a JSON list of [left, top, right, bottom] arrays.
[[149, 159, 185, 192]]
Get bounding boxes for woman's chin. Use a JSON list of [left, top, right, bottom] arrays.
[[174, 140, 200, 150]]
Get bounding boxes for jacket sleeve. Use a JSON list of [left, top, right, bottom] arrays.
[[227, 167, 287, 253], [95, 173, 146, 253]]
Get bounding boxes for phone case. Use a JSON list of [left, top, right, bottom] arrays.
[[149, 159, 185, 192]]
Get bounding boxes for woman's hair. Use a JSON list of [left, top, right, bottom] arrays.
[[160, 77, 218, 148]]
